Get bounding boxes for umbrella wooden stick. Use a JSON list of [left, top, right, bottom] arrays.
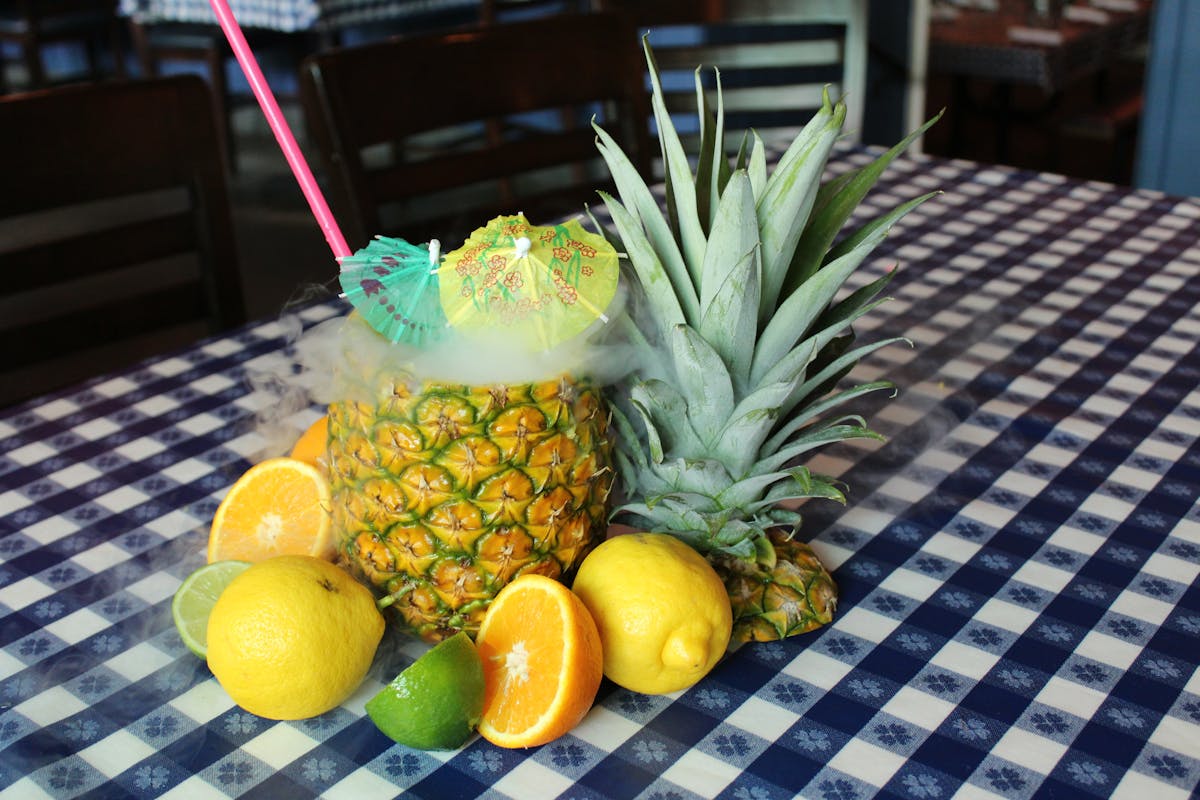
[[207, 0, 352, 260]]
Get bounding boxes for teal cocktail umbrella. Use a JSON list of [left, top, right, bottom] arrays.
[[339, 236, 449, 347]]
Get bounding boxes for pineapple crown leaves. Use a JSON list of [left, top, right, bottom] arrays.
[[617, 495, 797, 562], [593, 39, 939, 560]]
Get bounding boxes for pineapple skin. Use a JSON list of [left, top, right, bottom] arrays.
[[712, 531, 837, 643], [327, 375, 613, 642]]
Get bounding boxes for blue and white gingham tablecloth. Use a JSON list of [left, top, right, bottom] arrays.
[[1, 148, 1199, 798]]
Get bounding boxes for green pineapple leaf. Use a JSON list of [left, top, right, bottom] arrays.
[[609, 401, 650, 472], [764, 380, 896, 454], [823, 191, 941, 269], [785, 112, 943, 292], [750, 236, 881, 386], [699, 244, 761, 394], [643, 39, 707, 288], [755, 99, 846, 324], [617, 498, 758, 559], [715, 368, 808, 478], [761, 86, 835, 196], [612, 313, 670, 380], [781, 336, 910, 419], [737, 468, 848, 515], [627, 396, 665, 464], [710, 518, 766, 557], [593, 134, 698, 324], [596, 191, 688, 340], [733, 128, 750, 172], [747, 130, 768, 200], [809, 167, 860, 221], [755, 423, 885, 475], [759, 296, 888, 396], [670, 325, 735, 446], [693, 67, 724, 232], [700, 170, 759, 315], [629, 380, 706, 459], [651, 457, 736, 500], [811, 266, 899, 335]]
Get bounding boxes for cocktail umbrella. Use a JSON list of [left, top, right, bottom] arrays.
[[338, 237, 448, 346], [438, 214, 619, 351]]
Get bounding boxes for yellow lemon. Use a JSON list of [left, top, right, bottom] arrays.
[[571, 533, 732, 695], [206, 555, 384, 720]]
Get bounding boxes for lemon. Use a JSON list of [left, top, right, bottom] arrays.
[[366, 631, 484, 750], [571, 533, 732, 695], [172, 560, 251, 658], [206, 555, 385, 720]]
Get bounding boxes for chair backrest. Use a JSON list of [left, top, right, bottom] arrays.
[[602, 0, 869, 148], [299, 11, 653, 248], [0, 74, 244, 405]]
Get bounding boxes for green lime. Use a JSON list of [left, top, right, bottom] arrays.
[[172, 560, 251, 658], [365, 631, 485, 750]]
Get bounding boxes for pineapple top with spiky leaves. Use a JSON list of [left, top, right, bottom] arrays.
[[591, 41, 940, 568]]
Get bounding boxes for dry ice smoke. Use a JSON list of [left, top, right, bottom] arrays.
[[244, 280, 635, 460]]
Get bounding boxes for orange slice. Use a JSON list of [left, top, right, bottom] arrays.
[[207, 457, 333, 563], [475, 574, 603, 748], [289, 416, 329, 467]]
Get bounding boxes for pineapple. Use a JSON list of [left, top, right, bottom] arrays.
[[326, 335, 613, 642], [592, 45, 938, 641]]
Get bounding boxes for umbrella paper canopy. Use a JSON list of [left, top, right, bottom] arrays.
[[339, 236, 448, 346], [438, 214, 619, 351]]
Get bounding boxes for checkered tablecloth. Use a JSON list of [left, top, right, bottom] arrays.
[[2, 148, 1199, 799], [118, 0, 478, 31]]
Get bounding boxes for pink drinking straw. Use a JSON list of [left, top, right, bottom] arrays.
[[207, 0, 352, 260]]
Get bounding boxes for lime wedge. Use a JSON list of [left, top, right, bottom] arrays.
[[366, 631, 485, 750], [172, 560, 251, 658]]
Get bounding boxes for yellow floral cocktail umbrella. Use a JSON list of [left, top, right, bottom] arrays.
[[437, 214, 619, 350]]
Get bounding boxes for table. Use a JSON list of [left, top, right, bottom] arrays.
[[927, 1, 1152, 162], [928, 2, 1152, 91], [2, 146, 1199, 799], [117, 0, 480, 31]]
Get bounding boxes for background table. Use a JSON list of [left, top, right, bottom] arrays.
[[928, 2, 1152, 91], [927, 1, 1152, 167], [1, 146, 1199, 799], [117, 0, 479, 32]]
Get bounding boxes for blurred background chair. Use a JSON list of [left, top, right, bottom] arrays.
[[127, 19, 317, 172], [0, 74, 245, 407], [599, 0, 869, 149], [299, 11, 652, 249], [478, 0, 588, 25], [0, 0, 125, 93]]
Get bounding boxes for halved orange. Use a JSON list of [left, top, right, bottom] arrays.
[[475, 574, 603, 748], [289, 416, 329, 467], [207, 457, 334, 563]]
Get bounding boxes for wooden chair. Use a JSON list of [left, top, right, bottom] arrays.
[[599, 0, 869, 148], [0, 75, 245, 407], [299, 11, 652, 248], [0, 0, 125, 93], [478, 0, 589, 25], [127, 20, 316, 172]]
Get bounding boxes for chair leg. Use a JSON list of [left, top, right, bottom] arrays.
[[108, 19, 127, 79], [129, 21, 153, 76], [84, 35, 102, 81], [21, 38, 46, 88], [204, 45, 236, 173]]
